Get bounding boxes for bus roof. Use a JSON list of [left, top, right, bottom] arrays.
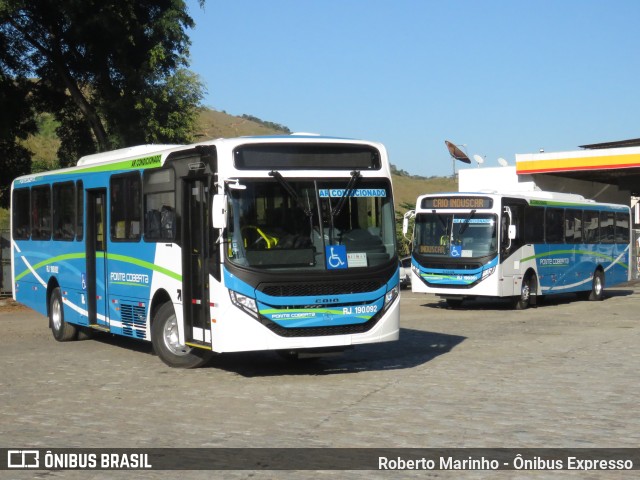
[[415, 191, 632, 210], [12, 134, 388, 185], [75, 135, 369, 167], [77, 144, 182, 166]]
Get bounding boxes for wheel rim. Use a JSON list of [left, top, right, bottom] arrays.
[[162, 314, 191, 356], [594, 275, 603, 296], [51, 297, 62, 331], [521, 281, 530, 303]]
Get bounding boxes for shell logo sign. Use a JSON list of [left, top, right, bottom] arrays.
[[516, 148, 640, 175]]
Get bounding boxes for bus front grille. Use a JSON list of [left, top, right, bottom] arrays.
[[259, 281, 381, 297], [421, 262, 481, 271]]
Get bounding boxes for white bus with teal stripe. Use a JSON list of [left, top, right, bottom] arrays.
[[11, 136, 400, 367], [403, 191, 631, 309]]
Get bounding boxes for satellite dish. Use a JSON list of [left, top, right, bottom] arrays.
[[444, 140, 471, 164], [497, 157, 508, 167], [473, 154, 484, 167]]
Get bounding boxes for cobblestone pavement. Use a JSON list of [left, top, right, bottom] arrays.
[[1, 285, 639, 479]]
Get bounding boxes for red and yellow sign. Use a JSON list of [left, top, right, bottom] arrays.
[[516, 149, 640, 175]]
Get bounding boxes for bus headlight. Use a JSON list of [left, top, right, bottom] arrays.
[[482, 266, 496, 279], [384, 285, 399, 310], [229, 291, 258, 318]]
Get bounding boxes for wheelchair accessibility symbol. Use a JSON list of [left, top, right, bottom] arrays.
[[326, 245, 347, 270], [450, 245, 462, 257]]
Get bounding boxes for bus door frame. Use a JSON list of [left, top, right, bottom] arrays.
[[181, 175, 213, 349], [85, 188, 109, 330]]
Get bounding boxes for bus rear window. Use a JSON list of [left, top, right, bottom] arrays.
[[12, 188, 30, 239]]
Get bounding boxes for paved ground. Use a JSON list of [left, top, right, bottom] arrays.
[[1, 285, 639, 479]]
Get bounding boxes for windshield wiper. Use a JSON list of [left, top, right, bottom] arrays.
[[269, 170, 313, 217], [458, 209, 476, 235], [331, 170, 362, 218]]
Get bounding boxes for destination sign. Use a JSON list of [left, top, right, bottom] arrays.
[[421, 196, 493, 210]]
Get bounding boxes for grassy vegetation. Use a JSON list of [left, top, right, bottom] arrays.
[[193, 109, 290, 139], [0, 209, 7, 231]]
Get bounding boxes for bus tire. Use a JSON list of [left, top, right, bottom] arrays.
[[151, 302, 211, 368], [514, 272, 537, 310], [588, 270, 605, 301], [50, 287, 78, 342]]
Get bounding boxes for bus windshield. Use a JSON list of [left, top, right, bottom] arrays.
[[225, 178, 395, 270], [413, 212, 497, 258]]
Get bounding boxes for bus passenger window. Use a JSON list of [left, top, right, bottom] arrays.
[[545, 208, 564, 244], [53, 182, 75, 241], [110, 173, 141, 241], [143, 169, 176, 242], [615, 212, 630, 243], [583, 210, 599, 243], [565, 209, 582, 243], [31, 186, 51, 240], [599, 211, 615, 243]]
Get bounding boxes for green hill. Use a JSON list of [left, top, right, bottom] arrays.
[[194, 109, 291, 139]]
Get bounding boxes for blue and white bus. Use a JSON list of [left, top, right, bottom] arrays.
[[11, 135, 400, 367], [403, 191, 631, 308]]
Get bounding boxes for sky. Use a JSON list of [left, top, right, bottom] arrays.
[[185, 0, 640, 178]]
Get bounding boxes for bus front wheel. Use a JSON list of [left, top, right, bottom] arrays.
[[514, 273, 537, 310], [50, 287, 78, 341], [151, 302, 211, 368], [588, 270, 605, 301]]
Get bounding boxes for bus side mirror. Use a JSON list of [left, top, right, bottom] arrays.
[[211, 194, 227, 229], [402, 210, 415, 239], [508, 225, 516, 240]]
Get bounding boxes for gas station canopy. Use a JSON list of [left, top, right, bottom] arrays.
[[515, 139, 640, 196]]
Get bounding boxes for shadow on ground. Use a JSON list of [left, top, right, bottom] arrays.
[[205, 327, 465, 377], [91, 326, 466, 377], [422, 288, 636, 311]]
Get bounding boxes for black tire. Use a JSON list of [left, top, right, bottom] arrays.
[[514, 272, 537, 310], [151, 302, 211, 368], [588, 270, 605, 301], [49, 287, 78, 341]]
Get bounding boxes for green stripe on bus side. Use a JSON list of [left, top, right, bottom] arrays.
[[57, 155, 163, 175], [259, 308, 372, 321], [105, 253, 182, 281], [15, 251, 182, 282], [111, 281, 148, 287], [529, 200, 628, 211], [15, 252, 86, 281], [520, 250, 628, 270], [529, 200, 587, 208]]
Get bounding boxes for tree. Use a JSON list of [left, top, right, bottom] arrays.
[[0, 0, 205, 168], [0, 74, 36, 208]]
